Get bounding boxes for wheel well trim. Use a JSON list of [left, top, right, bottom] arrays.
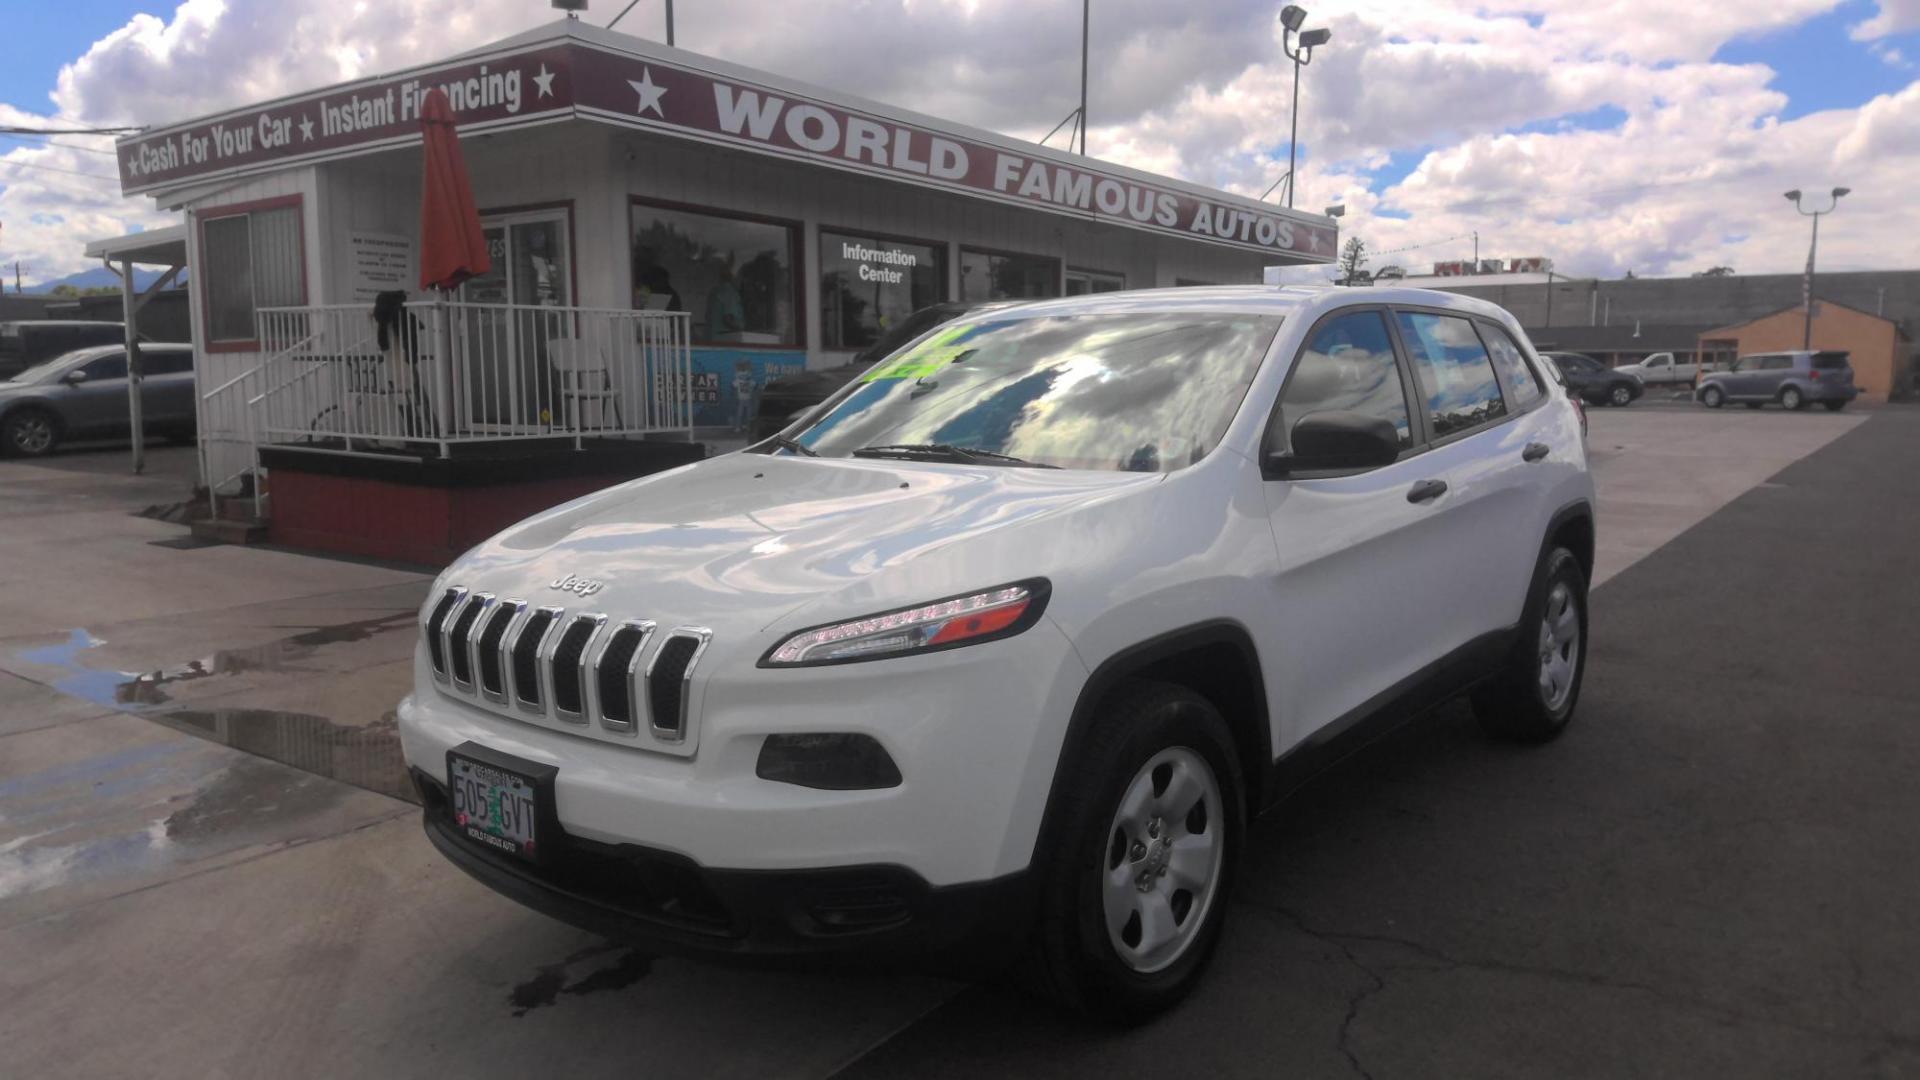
[[1535, 499, 1596, 604], [1029, 619, 1274, 869]]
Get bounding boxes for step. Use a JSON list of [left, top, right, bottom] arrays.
[[189, 517, 270, 546]]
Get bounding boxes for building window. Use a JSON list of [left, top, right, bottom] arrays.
[[959, 248, 1060, 303], [201, 201, 304, 345], [1065, 268, 1126, 296], [819, 230, 946, 351], [630, 200, 798, 346]]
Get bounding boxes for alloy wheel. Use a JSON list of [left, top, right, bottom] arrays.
[[9, 415, 52, 454], [1611, 385, 1631, 406], [1538, 581, 1580, 712], [1782, 387, 1803, 411], [1102, 747, 1224, 974]]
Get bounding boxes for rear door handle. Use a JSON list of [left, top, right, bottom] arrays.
[[1523, 442, 1550, 462], [1406, 479, 1448, 504]]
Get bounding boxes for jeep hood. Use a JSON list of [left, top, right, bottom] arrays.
[[448, 453, 1159, 633]]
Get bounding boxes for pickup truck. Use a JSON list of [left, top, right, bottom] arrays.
[[1615, 352, 1719, 386]]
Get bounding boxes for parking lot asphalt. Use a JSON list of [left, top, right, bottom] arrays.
[[2, 406, 1915, 1078]]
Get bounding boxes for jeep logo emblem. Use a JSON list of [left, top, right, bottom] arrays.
[[548, 573, 605, 597]]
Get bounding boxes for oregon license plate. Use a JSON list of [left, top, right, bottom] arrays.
[[449, 752, 541, 862]]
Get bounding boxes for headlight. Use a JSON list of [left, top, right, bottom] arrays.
[[761, 580, 1049, 666]]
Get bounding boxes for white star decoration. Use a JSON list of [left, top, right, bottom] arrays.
[[533, 64, 555, 99], [298, 115, 314, 142], [629, 68, 667, 118]]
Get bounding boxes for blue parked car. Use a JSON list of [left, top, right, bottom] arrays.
[[1695, 351, 1856, 412]]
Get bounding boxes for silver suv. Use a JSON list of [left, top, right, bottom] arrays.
[[1696, 350, 1856, 412]]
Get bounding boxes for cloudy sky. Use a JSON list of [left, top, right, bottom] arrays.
[[2, 0, 1917, 286]]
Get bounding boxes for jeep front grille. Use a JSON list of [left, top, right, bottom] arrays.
[[445, 594, 488, 688], [421, 586, 710, 754], [646, 629, 712, 741], [425, 588, 464, 678]]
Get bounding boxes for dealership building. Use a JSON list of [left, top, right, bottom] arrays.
[[103, 18, 1336, 560]]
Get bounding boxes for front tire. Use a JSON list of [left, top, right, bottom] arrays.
[[1026, 681, 1243, 1024], [3, 408, 58, 457], [1472, 547, 1588, 743], [1700, 385, 1724, 408], [1780, 386, 1805, 411]]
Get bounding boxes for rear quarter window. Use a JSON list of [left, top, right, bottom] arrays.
[[1812, 352, 1849, 370]]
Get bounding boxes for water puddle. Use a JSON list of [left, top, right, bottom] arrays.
[[12, 616, 419, 804], [509, 944, 654, 1016]]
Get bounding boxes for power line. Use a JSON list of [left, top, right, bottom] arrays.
[[0, 132, 117, 157], [0, 157, 119, 183], [1372, 231, 1476, 258], [0, 124, 139, 136]]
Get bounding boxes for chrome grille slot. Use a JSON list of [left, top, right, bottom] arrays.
[[594, 622, 655, 733], [645, 629, 712, 741], [446, 594, 487, 688], [476, 600, 522, 701], [512, 608, 560, 710], [424, 588, 463, 679], [549, 615, 603, 720]]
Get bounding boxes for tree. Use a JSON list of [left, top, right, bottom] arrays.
[[1693, 265, 1735, 278], [1338, 237, 1369, 286], [48, 284, 119, 298]]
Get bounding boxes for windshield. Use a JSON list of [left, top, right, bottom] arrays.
[[785, 312, 1283, 472], [9, 352, 86, 383]]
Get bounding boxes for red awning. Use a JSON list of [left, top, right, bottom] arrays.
[[417, 88, 489, 291]]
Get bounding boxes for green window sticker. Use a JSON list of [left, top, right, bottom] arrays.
[[861, 325, 976, 382]]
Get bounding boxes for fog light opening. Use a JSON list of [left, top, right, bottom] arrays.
[[756, 733, 902, 791]]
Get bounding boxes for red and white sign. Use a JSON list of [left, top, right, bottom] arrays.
[[119, 39, 1335, 261]]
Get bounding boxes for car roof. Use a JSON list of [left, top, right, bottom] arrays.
[[51, 343, 191, 362], [0, 320, 127, 329], [961, 284, 1518, 325]]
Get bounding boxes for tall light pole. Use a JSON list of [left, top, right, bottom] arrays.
[[1279, 6, 1331, 209], [1784, 187, 1848, 350]]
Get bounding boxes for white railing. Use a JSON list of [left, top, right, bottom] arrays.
[[252, 300, 694, 455], [198, 362, 268, 519]]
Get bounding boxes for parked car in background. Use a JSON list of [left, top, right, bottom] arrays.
[[0, 320, 145, 379], [1695, 350, 1856, 412], [1615, 351, 1717, 386], [400, 285, 1595, 1022], [751, 301, 1013, 440], [1544, 352, 1643, 406], [0, 344, 196, 456]]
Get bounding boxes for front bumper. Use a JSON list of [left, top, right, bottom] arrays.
[[415, 767, 1033, 974]]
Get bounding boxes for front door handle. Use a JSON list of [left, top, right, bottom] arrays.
[[1406, 479, 1448, 504], [1523, 442, 1550, 462]]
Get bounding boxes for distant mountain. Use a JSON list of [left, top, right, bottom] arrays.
[[19, 266, 188, 294]]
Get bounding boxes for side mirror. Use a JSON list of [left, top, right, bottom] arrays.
[[1270, 411, 1401, 474], [61, 369, 89, 385]]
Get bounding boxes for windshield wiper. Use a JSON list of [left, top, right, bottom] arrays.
[[768, 436, 817, 457], [851, 443, 1058, 468]]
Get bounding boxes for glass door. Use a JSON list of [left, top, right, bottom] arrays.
[[459, 211, 571, 431]]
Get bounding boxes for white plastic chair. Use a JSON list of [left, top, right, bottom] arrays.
[[548, 336, 622, 431]]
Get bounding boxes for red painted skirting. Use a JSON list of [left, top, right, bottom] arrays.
[[268, 470, 617, 567]]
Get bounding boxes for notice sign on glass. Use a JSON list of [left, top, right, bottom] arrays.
[[349, 231, 414, 301]]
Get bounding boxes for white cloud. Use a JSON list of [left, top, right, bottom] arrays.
[[1851, 0, 1920, 39], [1, 0, 1917, 284]]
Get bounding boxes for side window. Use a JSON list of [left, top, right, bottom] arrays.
[[82, 353, 128, 380], [143, 351, 194, 376], [1478, 323, 1545, 409], [1762, 356, 1793, 371], [1395, 311, 1508, 437], [1274, 310, 1412, 453]]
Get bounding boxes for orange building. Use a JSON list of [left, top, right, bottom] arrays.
[[1700, 301, 1913, 400]]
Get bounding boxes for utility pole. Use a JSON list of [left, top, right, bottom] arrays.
[[1078, 0, 1089, 155], [1785, 187, 1848, 351], [1544, 271, 1553, 328], [665, 0, 674, 46], [1472, 231, 1479, 271]]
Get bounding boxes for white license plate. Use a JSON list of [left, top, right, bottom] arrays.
[[450, 754, 540, 861]]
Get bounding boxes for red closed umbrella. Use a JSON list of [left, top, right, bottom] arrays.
[[417, 88, 489, 291]]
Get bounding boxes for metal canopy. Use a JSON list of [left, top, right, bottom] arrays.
[[81, 224, 188, 475]]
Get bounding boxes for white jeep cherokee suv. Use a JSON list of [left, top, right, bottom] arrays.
[[399, 285, 1594, 1021]]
